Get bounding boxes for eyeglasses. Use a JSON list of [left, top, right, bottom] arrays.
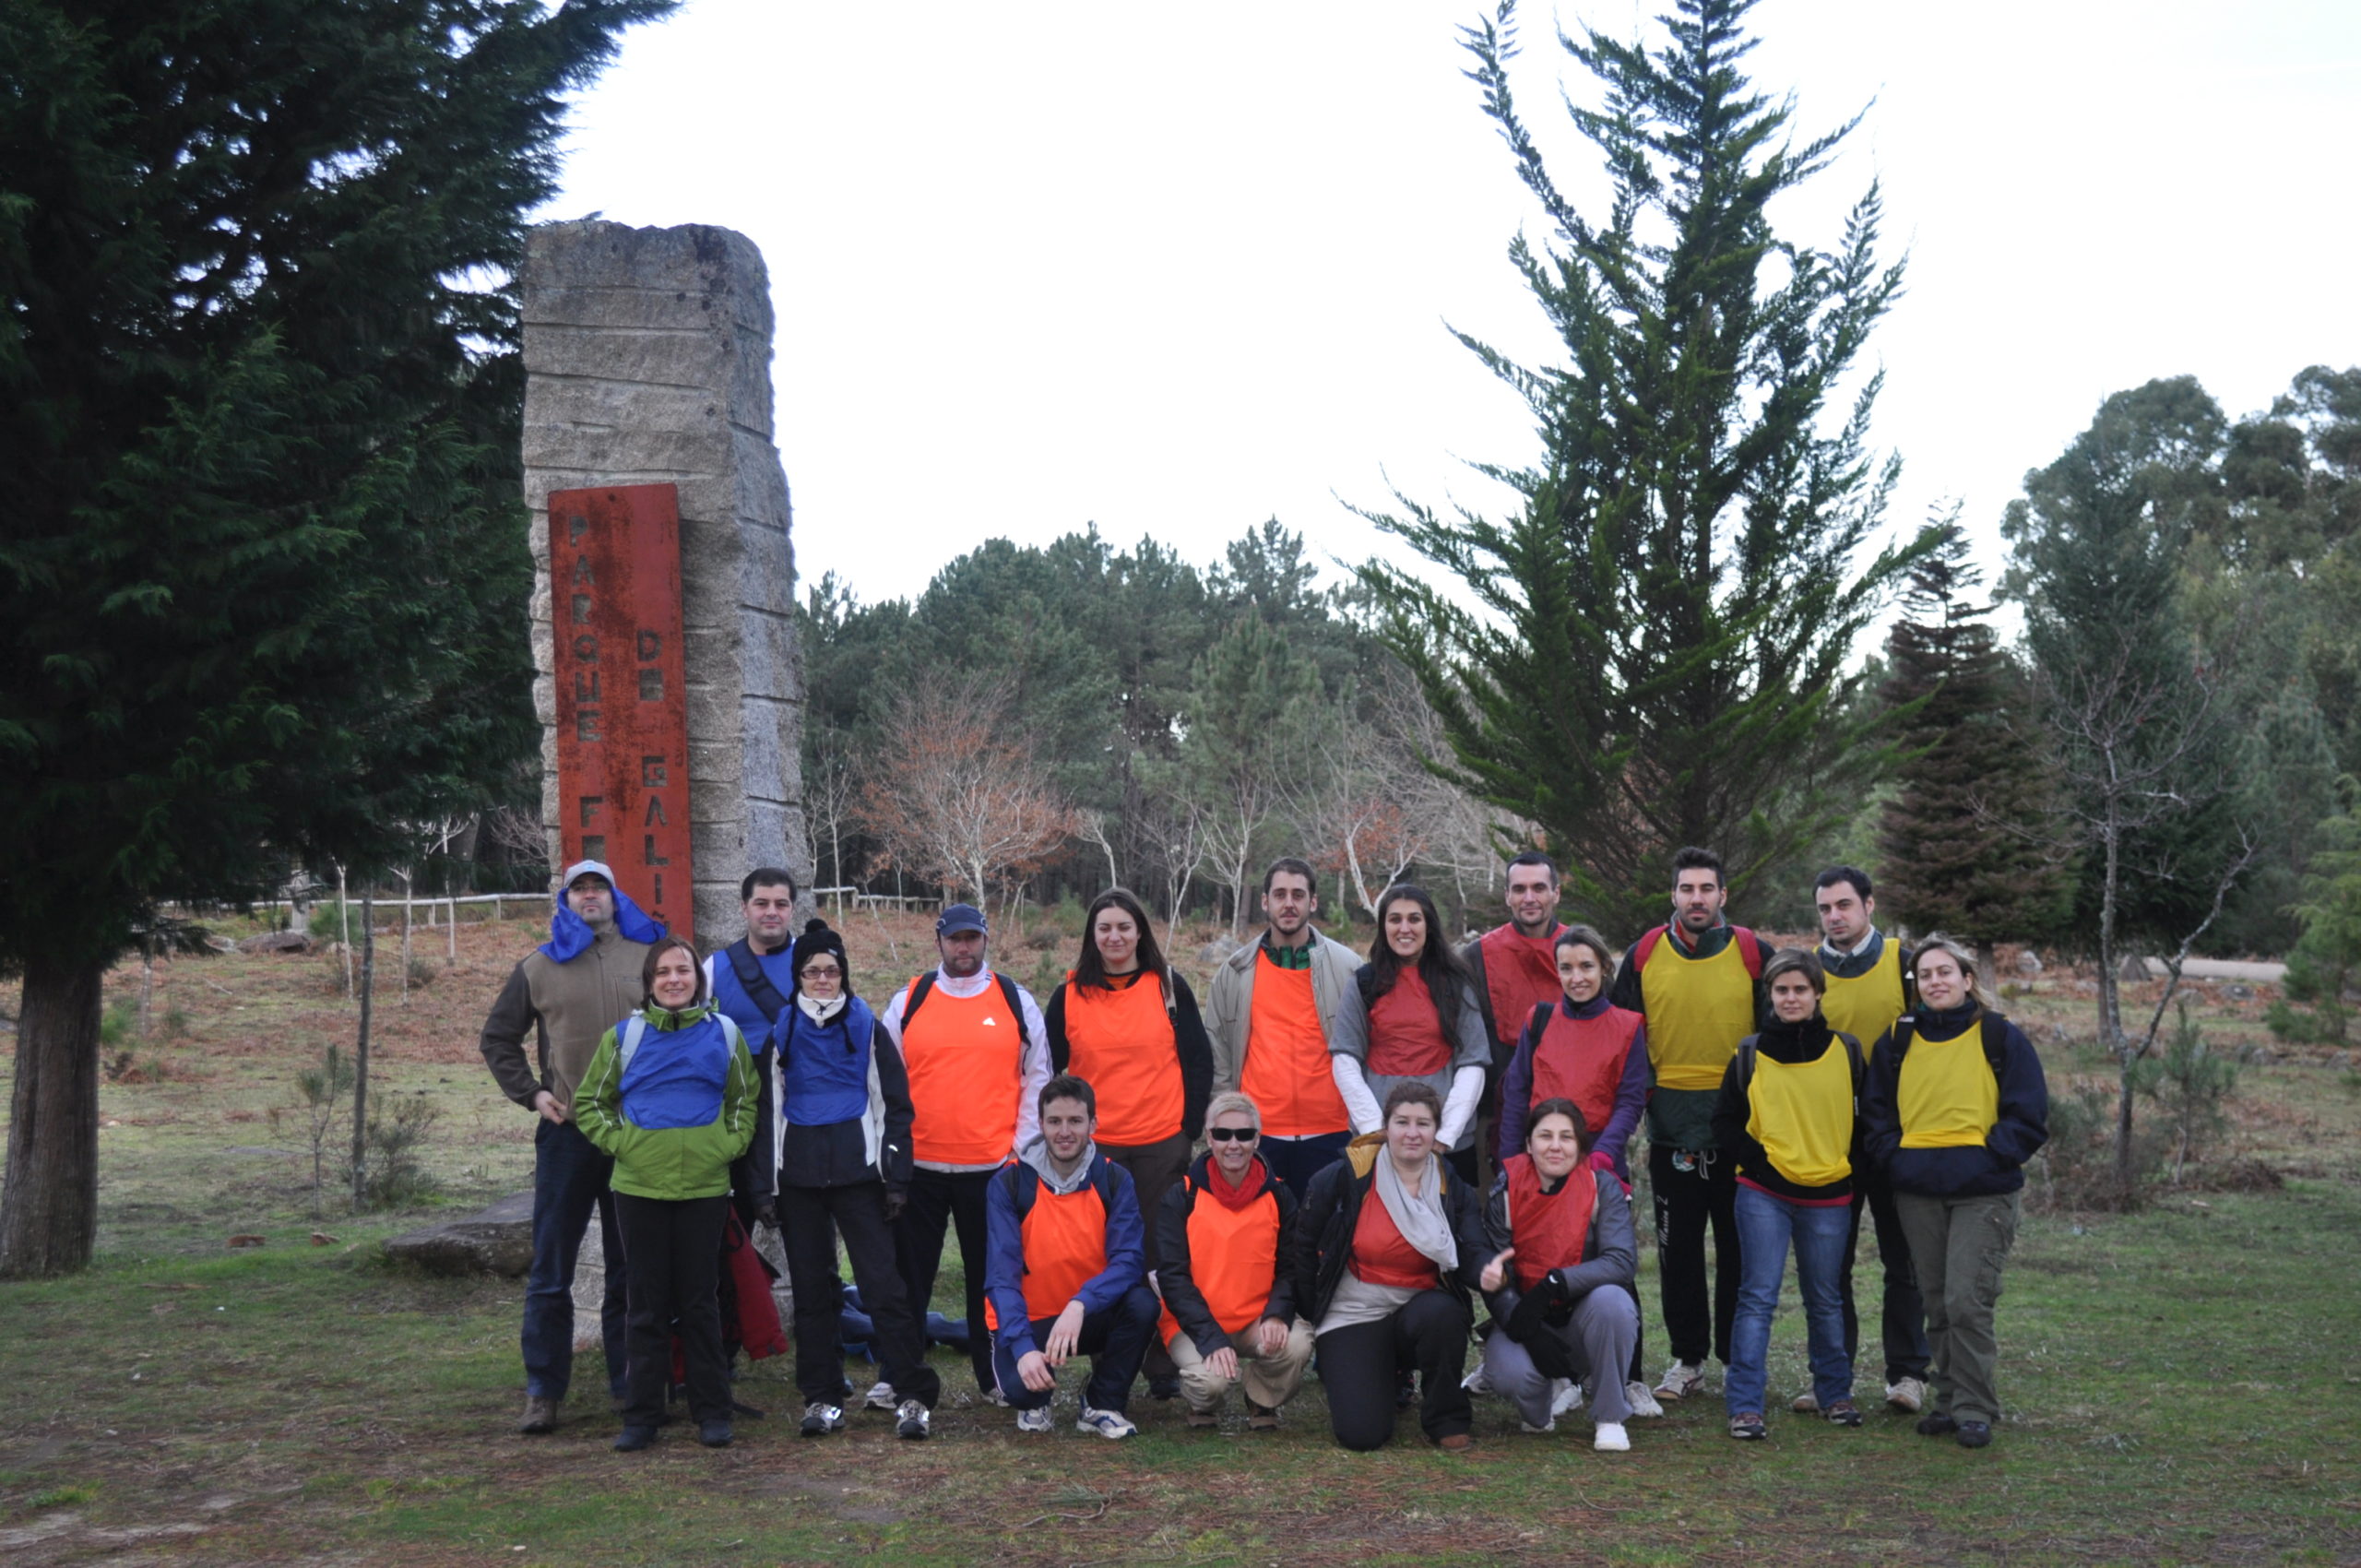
[[798, 965, 842, 980], [1206, 1126, 1257, 1143]]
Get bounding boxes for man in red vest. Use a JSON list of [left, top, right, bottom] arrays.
[[984, 1075, 1158, 1438], [882, 902, 1052, 1404], [1459, 851, 1572, 1184]]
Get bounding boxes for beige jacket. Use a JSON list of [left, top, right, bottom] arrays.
[[1204, 926, 1365, 1098]]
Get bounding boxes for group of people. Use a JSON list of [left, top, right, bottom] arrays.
[[478, 845, 2049, 1455]]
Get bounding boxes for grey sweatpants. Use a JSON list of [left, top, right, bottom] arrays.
[[1479, 1287, 1638, 1428], [1893, 1189, 2021, 1426]]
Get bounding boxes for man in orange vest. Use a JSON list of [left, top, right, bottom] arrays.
[[984, 1075, 1158, 1438], [1459, 850, 1572, 1183], [1608, 845, 1768, 1406], [1204, 858, 1365, 1197], [882, 902, 1052, 1403]]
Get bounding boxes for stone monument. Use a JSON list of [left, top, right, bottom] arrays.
[[520, 220, 813, 941]]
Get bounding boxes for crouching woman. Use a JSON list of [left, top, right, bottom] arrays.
[[1297, 1081, 1491, 1452], [574, 934, 761, 1452], [1477, 1099, 1641, 1452]]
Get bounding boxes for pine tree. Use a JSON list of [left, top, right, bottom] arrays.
[[2267, 779, 2361, 1046], [0, 0, 674, 1276], [1358, 0, 1928, 933], [1876, 518, 2070, 949]]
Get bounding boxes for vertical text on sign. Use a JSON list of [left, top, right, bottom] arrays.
[[549, 484, 695, 942]]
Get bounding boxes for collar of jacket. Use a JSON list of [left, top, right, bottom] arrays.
[[640, 1000, 717, 1031], [1665, 921, 1733, 960], [1018, 1135, 1101, 1194], [1258, 928, 1321, 969], [1914, 998, 1982, 1040], [1817, 927, 1886, 978], [1560, 993, 1613, 1020]]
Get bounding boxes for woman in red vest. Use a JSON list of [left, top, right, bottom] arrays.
[[1498, 925, 1650, 1181], [1477, 1098, 1640, 1451], [1047, 886, 1213, 1398], [1297, 1081, 1493, 1451], [1330, 885, 1492, 1185]]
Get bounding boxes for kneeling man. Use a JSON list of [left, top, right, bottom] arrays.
[[1157, 1090, 1314, 1429], [986, 1075, 1160, 1438]]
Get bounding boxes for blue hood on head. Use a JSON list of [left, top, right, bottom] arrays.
[[541, 874, 666, 962]]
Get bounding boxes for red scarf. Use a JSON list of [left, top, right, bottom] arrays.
[[1204, 1153, 1269, 1212]]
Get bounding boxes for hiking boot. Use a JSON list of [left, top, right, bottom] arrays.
[[1594, 1420, 1631, 1453], [697, 1420, 733, 1448], [895, 1399, 931, 1441], [799, 1400, 846, 1437], [1885, 1375, 1926, 1413], [1824, 1398, 1863, 1427], [517, 1395, 560, 1434], [861, 1379, 897, 1411], [611, 1425, 657, 1452], [1185, 1407, 1220, 1429], [1015, 1405, 1054, 1434], [1916, 1411, 1959, 1438], [1245, 1398, 1280, 1431], [1075, 1405, 1137, 1440], [1624, 1380, 1666, 1420], [1789, 1390, 1821, 1413], [1955, 1420, 1993, 1449], [1437, 1431, 1474, 1452], [1728, 1410, 1768, 1441], [1655, 1360, 1705, 1402]]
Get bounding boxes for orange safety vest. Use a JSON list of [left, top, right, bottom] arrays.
[[983, 1178, 1109, 1330], [1502, 1151, 1597, 1292], [899, 974, 1025, 1166], [1062, 971, 1184, 1146], [1240, 956, 1348, 1138], [1156, 1176, 1284, 1345], [1528, 1004, 1643, 1143]]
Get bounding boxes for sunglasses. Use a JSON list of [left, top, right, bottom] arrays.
[[1206, 1126, 1258, 1143]]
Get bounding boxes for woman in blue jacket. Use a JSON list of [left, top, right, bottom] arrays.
[[1859, 934, 2048, 1452], [770, 919, 941, 1441]]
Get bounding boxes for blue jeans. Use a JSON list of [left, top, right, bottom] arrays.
[[1727, 1183, 1852, 1417], [522, 1118, 629, 1402], [989, 1285, 1161, 1413]]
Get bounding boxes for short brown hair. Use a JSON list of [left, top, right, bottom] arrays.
[[640, 935, 707, 1009], [1382, 1080, 1443, 1125]]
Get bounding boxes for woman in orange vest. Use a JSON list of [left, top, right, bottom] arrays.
[[1297, 1081, 1493, 1451], [1047, 886, 1212, 1398], [1476, 1098, 1640, 1451]]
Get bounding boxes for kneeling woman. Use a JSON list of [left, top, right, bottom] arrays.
[[574, 935, 762, 1451], [1860, 935, 2048, 1451], [1712, 948, 1865, 1441], [1298, 1082, 1491, 1451], [1477, 1099, 1641, 1451]]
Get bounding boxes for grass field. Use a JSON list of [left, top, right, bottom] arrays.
[[3, 907, 2358, 1565]]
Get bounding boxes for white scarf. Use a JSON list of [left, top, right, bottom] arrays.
[[1372, 1147, 1457, 1270], [796, 992, 846, 1025]]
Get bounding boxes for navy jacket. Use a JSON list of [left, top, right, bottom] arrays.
[[1860, 1002, 2048, 1198]]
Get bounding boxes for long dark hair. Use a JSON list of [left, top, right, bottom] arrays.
[[1073, 887, 1173, 1006], [1367, 883, 1470, 1039]]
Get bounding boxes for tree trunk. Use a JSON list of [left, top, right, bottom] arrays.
[[0, 956, 106, 1276], [350, 888, 375, 1210], [2099, 807, 2138, 1185]]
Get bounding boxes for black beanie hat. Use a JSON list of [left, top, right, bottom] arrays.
[[789, 917, 849, 992]]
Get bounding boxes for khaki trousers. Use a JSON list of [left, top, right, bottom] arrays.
[[1166, 1317, 1315, 1413]]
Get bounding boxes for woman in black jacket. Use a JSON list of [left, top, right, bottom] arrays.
[[768, 919, 941, 1440], [1295, 1080, 1493, 1451]]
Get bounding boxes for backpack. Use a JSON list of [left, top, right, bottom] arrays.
[[1734, 1028, 1866, 1094], [1882, 1011, 2010, 1078], [902, 969, 1026, 1033], [722, 938, 792, 1024], [618, 1011, 747, 1074], [1627, 922, 1766, 977]]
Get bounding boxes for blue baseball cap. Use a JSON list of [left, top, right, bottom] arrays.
[[935, 902, 988, 935]]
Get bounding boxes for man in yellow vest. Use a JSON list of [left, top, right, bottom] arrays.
[[1810, 865, 1930, 1416], [881, 902, 1052, 1404], [1608, 846, 1766, 1405], [1204, 858, 1364, 1197]]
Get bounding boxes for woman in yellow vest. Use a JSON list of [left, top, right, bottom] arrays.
[[1711, 948, 1865, 1440], [1860, 934, 2049, 1452], [1046, 886, 1213, 1398]]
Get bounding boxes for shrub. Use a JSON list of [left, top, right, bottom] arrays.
[[357, 1094, 441, 1210], [2133, 1001, 2238, 1184]]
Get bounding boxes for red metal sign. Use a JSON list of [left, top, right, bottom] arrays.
[[549, 484, 695, 942]]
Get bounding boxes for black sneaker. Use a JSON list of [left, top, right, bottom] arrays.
[[1916, 1411, 1959, 1438], [800, 1400, 846, 1437], [895, 1399, 931, 1441], [1728, 1410, 1768, 1441], [1148, 1373, 1182, 1401], [1955, 1420, 1993, 1449], [1824, 1398, 1864, 1427], [697, 1420, 733, 1448], [612, 1425, 657, 1452]]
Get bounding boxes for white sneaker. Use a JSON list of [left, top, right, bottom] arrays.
[[1594, 1420, 1631, 1453], [1624, 1380, 1666, 1420], [1790, 1390, 1821, 1414], [1461, 1364, 1493, 1395], [1655, 1360, 1705, 1401], [1549, 1377, 1584, 1418], [1014, 1405, 1053, 1433], [1885, 1376, 1926, 1413], [895, 1399, 931, 1440], [862, 1379, 897, 1411], [1519, 1416, 1557, 1434], [1075, 1405, 1136, 1440]]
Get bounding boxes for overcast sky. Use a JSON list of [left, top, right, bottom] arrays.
[[540, 0, 2361, 612]]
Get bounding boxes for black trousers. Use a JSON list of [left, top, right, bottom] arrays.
[[779, 1181, 943, 1408], [1842, 1168, 1932, 1384], [894, 1167, 996, 1395], [1102, 1133, 1192, 1384], [1317, 1290, 1474, 1451], [1650, 1142, 1739, 1368], [614, 1192, 730, 1428], [1261, 1132, 1351, 1201]]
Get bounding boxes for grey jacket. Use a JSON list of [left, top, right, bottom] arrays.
[[1327, 966, 1492, 1150], [1204, 926, 1365, 1099]]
